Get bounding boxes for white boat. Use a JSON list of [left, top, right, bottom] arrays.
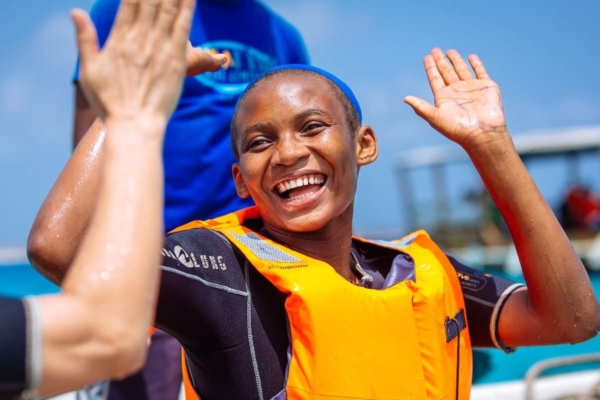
[[394, 125, 600, 273], [0, 246, 27, 265], [472, 353, 600, 399]]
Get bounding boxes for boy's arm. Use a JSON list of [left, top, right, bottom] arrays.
[[405, 48, 600, 347]]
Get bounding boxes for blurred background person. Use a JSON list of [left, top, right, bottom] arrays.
[[69, 0, 309, 399], [560, 184, 600, 231]]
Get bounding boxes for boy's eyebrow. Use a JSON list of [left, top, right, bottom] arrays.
[[242, 108, 329, 139], [242, 121, 276, 138], [293, 108, 329, 123], [241, 108, 331, 139]]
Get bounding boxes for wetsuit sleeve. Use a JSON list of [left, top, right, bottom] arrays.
[[447, 256, 523, 353], [72, 0, 120, 82], [154, 229, 246, 350], [0, 297, 42, 400]]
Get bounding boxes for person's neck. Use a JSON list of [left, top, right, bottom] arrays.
[[262, 207, 355, 281]]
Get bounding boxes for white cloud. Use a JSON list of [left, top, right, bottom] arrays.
[[356, 84, 393, 117], [556, 96, 600, 124], [395, 72, 432, 103], [31, 13, 78, 72], [0, 135, 21, 163], [0, 13, 77, 143], [506, 96, 600, 133], [0, 10, 79, 145], [351, 70, 430, 120], [272, 1, 337, 45], [263, 0, 373, 51], [0, 75, 33, 120]]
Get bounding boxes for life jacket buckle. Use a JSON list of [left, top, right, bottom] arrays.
[[445, 309, 466, 343]]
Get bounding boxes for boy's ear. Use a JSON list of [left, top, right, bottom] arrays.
[[232, 163, 250, 198], [355, 125, 378, 166]]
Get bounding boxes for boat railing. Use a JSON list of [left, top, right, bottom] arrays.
[[524, 352, 600, 400]]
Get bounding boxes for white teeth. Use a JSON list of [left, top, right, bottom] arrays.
[[289, 192, 314, 201], [275, 174, 326, 194]]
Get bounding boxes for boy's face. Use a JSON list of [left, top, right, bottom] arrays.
[[232, 73, 376, 233]]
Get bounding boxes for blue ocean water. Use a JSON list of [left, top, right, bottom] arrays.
[[0, 263, 59, 298], [475, 270, 600, 384], [1, 263, 598, 384]]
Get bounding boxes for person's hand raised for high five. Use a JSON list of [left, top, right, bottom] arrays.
[[405, 48, 507, 149], [71, 0, 224, 126]]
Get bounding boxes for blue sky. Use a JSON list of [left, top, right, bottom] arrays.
[[1, 0, 599, 245]]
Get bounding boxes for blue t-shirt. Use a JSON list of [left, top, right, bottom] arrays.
[[74, 0, 309, 231]]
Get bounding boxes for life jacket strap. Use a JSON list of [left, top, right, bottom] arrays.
[[445, 308, 466, 343]]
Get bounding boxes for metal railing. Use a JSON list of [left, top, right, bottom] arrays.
[[524, 352, 600, 400]]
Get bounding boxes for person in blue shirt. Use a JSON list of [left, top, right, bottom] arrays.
[[73, 0, 309, 231], [70, 1, 309, 399]]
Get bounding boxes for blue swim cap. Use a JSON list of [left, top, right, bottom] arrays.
[[237, 64, 362, 123]]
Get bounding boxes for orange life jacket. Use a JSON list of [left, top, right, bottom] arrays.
[[174, 207, 472, 399]]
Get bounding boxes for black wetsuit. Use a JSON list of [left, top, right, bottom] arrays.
[[0, 297, 37, 400], [155, 220, 522, 400]]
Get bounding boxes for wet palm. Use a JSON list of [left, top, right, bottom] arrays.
[[429, 79, 505, 142], [405, 48, 507, 148]]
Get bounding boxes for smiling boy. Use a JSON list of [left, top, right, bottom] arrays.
[[29, 49, 600, 399]]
